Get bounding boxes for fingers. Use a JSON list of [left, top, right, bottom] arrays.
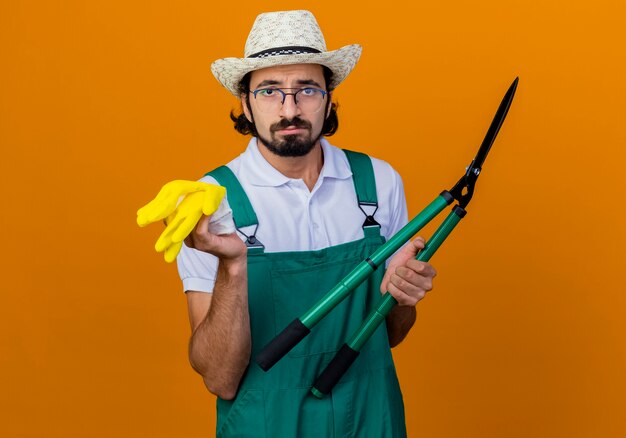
[[413, 236, 426, 250], [404, 259, 437, 279], [386, 259, 437, 307], [184, 215, 212, 250], [387, 280, 423, 306], [396, 236, 426, 260], [381, 237, 427, 293], [185, 218, 247, 261], [396, 264, 435, 290]]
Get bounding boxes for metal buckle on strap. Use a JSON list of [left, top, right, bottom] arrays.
[[237, 224, 265, 250], [358, 202, 380, 228], [244, 235, 265, 249]]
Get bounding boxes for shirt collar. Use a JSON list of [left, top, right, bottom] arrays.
[[319, 138, 353, 181], [242, 137, 353, 187]]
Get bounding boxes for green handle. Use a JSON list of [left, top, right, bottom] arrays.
[[300, 194, 451, 328], [347, 206, 465, 351], [255, 194, 451, 372], [311, 206, 466, 396]]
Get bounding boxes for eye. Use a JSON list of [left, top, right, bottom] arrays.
[[257, 88, 277, 97], [300, 88, 317, 96]]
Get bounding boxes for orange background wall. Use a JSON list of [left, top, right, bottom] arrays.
[[1, 1, 625, 436]]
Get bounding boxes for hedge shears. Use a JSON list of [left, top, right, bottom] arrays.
[[255, 77, 519, 398]]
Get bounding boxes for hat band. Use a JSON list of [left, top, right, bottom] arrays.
[[247, 46, 322, 59]]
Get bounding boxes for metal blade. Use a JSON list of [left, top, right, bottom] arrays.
[[449, 77, 519, 208], [471, 77, 519, 172]]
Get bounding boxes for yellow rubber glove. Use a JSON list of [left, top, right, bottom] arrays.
[[154, 190, 208, 261], [137, 180, 224, 226], [137, 180, 226, 263]]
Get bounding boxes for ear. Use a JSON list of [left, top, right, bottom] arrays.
[[242, 94, 253, 123], [325, 92, 333, 119]]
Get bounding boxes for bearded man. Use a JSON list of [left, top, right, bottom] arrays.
[[178, 10, 437, 437]]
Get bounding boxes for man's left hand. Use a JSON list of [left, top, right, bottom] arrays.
[[381, 237, 437, 306]]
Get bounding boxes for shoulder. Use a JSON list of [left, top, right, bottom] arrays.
[[369, 155, 403, 190], [369, 155, 406, 220], [321, 139, 403, 188], [343, 146, 405, 193], [323, 138, 406, 210]]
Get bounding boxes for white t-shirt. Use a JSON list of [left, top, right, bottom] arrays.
[[177, 137, 409, 293]]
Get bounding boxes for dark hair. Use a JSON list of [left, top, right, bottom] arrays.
[[229, 66, 339, 136]]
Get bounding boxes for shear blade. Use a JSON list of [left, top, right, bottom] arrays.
[[471, 77, 519, 172]]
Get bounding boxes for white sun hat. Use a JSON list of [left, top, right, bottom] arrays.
[[211, 10, 362, 96]]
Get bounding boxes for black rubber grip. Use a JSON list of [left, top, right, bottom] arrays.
[[440, 190, 455, 204], [312, 344, 360, 396], [256, 319, 310, 371], [453, 205, 467, 218]]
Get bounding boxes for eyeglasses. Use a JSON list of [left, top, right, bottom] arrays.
[[250, 87, 328, 113]]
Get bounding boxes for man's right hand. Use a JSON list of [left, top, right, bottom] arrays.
[[137, 180, 228, 263], [185, 215, 247, 263]]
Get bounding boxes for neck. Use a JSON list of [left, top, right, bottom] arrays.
[[257, 140, 324, 191]]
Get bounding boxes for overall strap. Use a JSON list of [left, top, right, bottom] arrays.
[[205, 166, 264, 252], [343, 150, 381, 236]]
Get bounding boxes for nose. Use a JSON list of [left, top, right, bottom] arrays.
[[279, 93, 301, 119]]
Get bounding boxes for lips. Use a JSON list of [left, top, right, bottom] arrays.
[[276, 126, 307, 134]]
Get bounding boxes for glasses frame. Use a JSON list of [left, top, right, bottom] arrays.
[[250, 87, 328, 112]]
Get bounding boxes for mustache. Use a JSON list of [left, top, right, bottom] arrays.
[[270, 117, 311, 132]]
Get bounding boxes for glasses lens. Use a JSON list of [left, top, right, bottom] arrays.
[[295, 88, 325, 113], [253, 89, 283, 113]]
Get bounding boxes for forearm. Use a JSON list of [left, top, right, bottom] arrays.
[[189, 259, 251, 399], [385, 305, 416, 348]]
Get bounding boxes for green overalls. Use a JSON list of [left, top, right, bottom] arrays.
[[207, 150, 407, 438]]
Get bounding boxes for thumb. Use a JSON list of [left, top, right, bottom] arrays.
[[390, 237, 425, 267], [380, 237, 426, 293]]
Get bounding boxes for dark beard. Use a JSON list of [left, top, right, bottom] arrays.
[[257, 117, 322, 157], [258, 133, 321, 157]]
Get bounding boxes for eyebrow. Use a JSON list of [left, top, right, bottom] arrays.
[[254, 79, 323, 89], [295, 79, 323, 87], [255, 79, 280, 88]]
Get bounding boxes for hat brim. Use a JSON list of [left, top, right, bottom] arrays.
[[211, 44, 362, 96]]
